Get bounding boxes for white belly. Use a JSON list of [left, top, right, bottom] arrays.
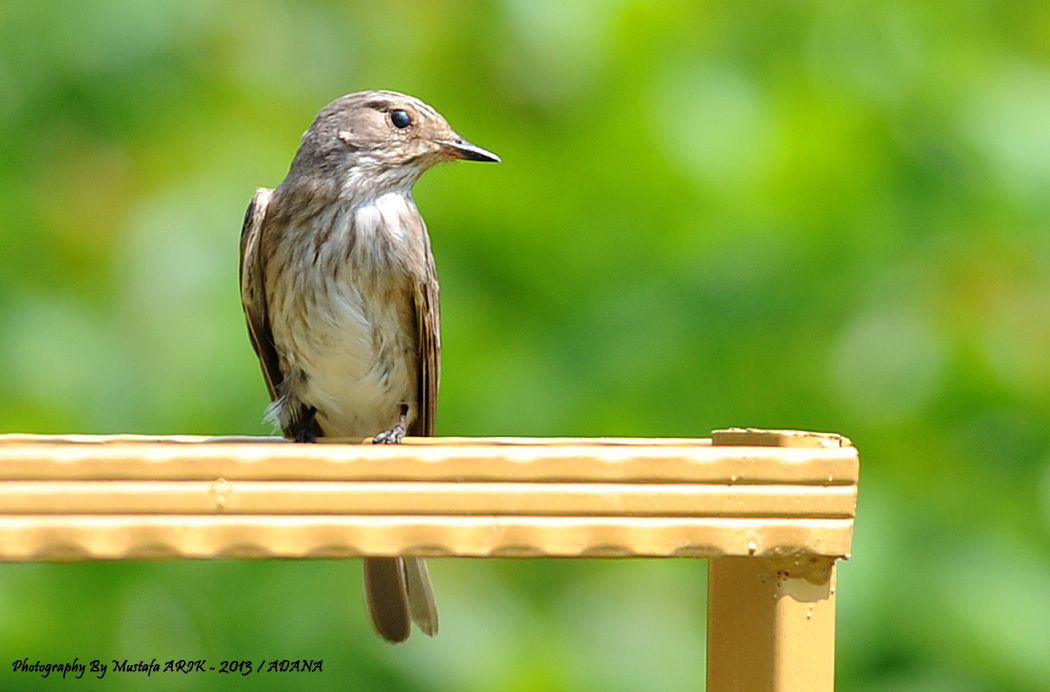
[[294, 285, 416, 437]]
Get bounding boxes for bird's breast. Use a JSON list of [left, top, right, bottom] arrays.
[[267, 192, 424, 436]]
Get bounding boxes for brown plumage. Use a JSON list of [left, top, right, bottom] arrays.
[[239, 90, 499, 642]]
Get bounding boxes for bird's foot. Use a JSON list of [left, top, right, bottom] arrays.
[[372, 424, 405, 444], [373, 404, 409, 444], [291, 406, 318, 443]]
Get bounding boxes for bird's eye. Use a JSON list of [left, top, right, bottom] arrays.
[[390, 109, 411, 129]]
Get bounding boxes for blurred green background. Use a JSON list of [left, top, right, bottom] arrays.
[[1, 0, 1049, 689]]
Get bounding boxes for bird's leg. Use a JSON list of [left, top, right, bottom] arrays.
[[373, 404, 409, 444], [292, 406, 319, 443]]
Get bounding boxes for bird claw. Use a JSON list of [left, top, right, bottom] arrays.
[[372, 424, 406, 445], [373, 403, 409, 445], [292, 408, 319, 443]]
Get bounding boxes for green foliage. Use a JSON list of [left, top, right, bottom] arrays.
[[1, 0, 1049, 689]]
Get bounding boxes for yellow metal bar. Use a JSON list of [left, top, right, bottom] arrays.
[[0, 432, 856, 563], [0, 515, 854, 560], [0, 481, 856, 517], [0, 435, 857, 484]]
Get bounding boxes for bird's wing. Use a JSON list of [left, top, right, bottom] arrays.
[[239, 187, 283, 401], [412, 226, 441, 437]]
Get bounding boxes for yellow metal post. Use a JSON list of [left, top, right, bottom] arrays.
[[707, 556, 836, 692], [707, 428, 849, 692]]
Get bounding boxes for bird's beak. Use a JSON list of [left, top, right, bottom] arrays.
[[439, 135, 501, 163]]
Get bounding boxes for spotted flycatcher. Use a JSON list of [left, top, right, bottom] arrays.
[[239, 90, 499, 643]]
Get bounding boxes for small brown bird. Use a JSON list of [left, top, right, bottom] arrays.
[[239, 90, 499, 642]]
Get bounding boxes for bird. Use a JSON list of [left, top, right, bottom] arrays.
[[238, 90, 500, 642]]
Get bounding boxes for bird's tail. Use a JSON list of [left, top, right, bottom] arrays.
[[363, 556, 439, 643]]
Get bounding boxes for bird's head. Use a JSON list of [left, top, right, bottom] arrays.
[[287, 90, 499, 197]]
